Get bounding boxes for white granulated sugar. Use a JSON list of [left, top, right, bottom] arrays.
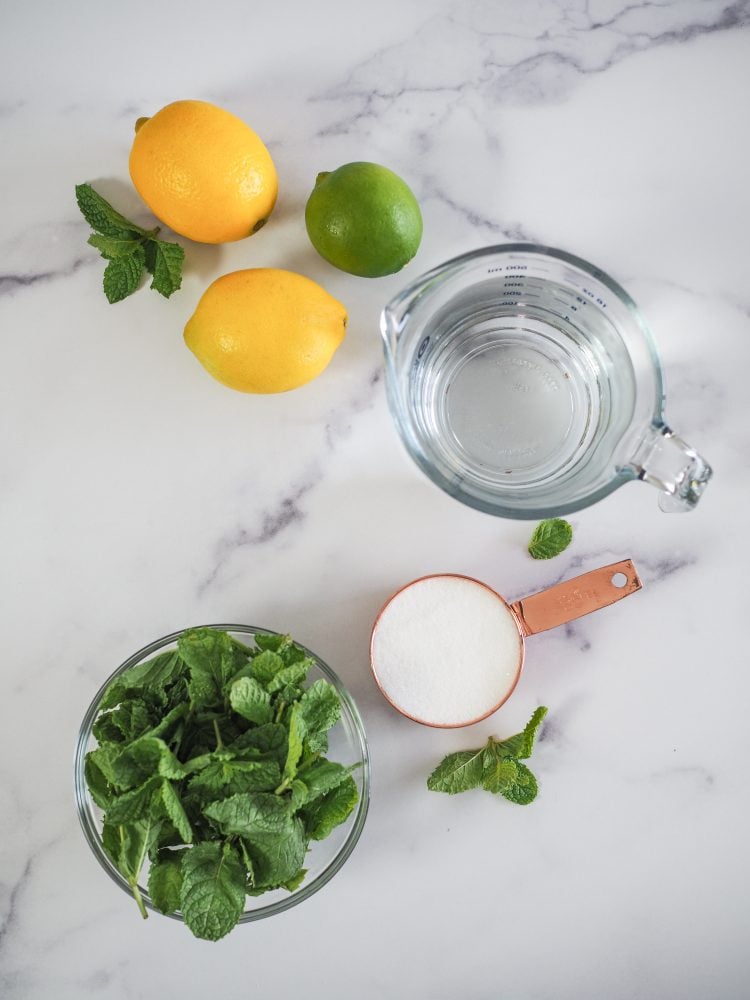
[[372, 575, 522, 726]]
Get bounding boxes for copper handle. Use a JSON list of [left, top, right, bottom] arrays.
[[510, 559, 642, 637]]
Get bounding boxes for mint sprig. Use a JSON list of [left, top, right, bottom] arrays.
[[75, 183, 184, 302], [427, 706, 548, 804], [528, 519, 573, 560]]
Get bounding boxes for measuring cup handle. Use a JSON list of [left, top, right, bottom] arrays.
[[629, 423, 712, 512], [510, 559, 642, 637]]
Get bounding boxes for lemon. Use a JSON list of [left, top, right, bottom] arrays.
[[184, 269, 347, 393], [304, 162, 422, 277], [129, 100, 277, 244]]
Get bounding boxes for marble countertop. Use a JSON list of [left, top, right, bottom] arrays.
[[3, 2, 749, 998]]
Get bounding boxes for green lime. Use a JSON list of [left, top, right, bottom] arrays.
[[304, 161, 423, 278]]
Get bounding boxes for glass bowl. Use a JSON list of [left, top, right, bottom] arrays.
[[74, 624, 370, 923]]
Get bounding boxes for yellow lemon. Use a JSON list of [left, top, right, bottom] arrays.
[[129, 100, 277, 244], [184, 269, 348, 393]]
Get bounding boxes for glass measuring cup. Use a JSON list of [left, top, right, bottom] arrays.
[[370, 559, 641, 728], [381, 244, 712, 519]]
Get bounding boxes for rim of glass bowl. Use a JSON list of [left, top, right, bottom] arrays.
[[74, 624, 371, 923]]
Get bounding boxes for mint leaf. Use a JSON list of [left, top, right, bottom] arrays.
[[426, 747, 485, 794], [188, 758, 280, 799], [297, 759, 350, 803], [100, 650, 183, 710], [528, 518, 573, 560], [228, 722, 287, 765], [280, 868, 307, 892], [253, 633, 287, 653], [267, 660, 312, 696], [91, 711, 126, 745], [148, 851, 184, 915], [494, 706, 548, 760], [301, 774, 358, 841], [157, 780, 193, 843], [291, 779, 308, 809], [75, 183, 145, 238], [281, 703, 305, 783], [88, 233, 143, 259], [241, 818, 306, 888], [85, 752, 114, 809], [180, 842, 246, 941], [247, 650, 285, 686], [298, 679, 341, 754], [204, 792, 293, 837], [105, 776, 160, 823], [148, 240, 184, 298], [481, 751, 519, 794], [111, 736, 186, 789], [498, 761, 538, 805], [178, 628, 236, 708], [103, 247, 146, 303], [229, 677, 272, 725], [101, 815, 161, 918], [86, 743, 121, 786]]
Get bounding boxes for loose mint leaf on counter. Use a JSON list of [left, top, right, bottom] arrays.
[[497, 761, 538, 805], [180, 841, 246, 942], [428, 706, 548, 805], [494, 706, 548, 760], [148, 240, 184, 298], [426, 747, 485, 795], [88, 233, 143, 258], [528, 518, 573, 560], [148, 851, 185, 915], [75, 182, 184, 303], [103, 246, 146, 303], [481, 753, 519, 795], [75, 183, 146, 238]]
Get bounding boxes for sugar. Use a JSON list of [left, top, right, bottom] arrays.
[[371, 575, 522, 727]]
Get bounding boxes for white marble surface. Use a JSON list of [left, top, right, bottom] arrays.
[[2, 1, 750, 997]]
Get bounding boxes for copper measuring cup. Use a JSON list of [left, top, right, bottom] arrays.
[[370, 559, 642, 728]]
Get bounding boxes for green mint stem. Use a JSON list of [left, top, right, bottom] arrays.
[[213, 718, 224, 751], [131, 881, 148, 920]]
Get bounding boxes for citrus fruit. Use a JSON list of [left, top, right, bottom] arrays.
[[304, 162, 422, 277], [183, 269, 347, 393], [129, 100, 277, 244]]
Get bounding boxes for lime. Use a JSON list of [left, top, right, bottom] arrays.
[[304, 161, 423, 278]]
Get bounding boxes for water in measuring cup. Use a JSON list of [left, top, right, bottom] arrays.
[[408, 276, 636, 491]]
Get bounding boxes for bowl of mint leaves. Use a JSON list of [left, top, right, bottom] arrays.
[[74, 625, 370, 940]]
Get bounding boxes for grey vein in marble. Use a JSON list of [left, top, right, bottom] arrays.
[[199, 366, 384, 595], [313, 0, 750, 137]]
